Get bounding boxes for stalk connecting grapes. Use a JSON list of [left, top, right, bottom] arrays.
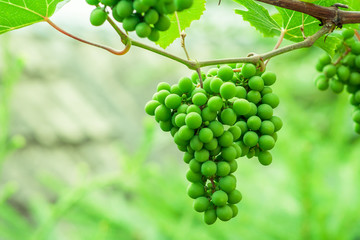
[[145, 63, 282, 224], [314, 29, 360, 134], [85, 0, 193, 41]]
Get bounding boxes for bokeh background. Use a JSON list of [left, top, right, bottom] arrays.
[[1, 1, 360, 240]]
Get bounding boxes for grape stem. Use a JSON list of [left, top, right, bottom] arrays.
[[355, 30, 360, 41], [265, 29, 286, 66], [175, 11, 191, 61]]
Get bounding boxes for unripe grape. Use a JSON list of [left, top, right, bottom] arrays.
[[243, 131, 258, 147], [236, 86, 247, 98], [154, 14, 171, 31], [116, 1, 133, 18], [228, 125, 241, 140], [347, 84, 358, 94], [261, 71, 277, 86], [142, 0, 156, 6], [136, 22, 152, 38], [260, 120, 275, 135], [187, 182, 205, 199], [217, 65, 234, 81], [315, 75, 329, 91], [262, 93, 280, 108], [145, 100, 161, 115], [258, 135, 275, 150], [208, 121, 224, 137], [212, 190, 228, 206], [257, 104, 273, 120], [190, 135, 203, 151], [355, 123, 360, 134], [216, 205, 233, 221], [199, 128, 214, 143], [203, 78, 213, 93], [201, 161, 217, 177], [220, 108, 237, 126], [258, 150, 272, 165], [351, 42, 360, 55], [230, 204, 238, 218], [157, 82, 171, 91], [133, 0, 150, 13], [178, 125, 194, 140], [217, 161, 231, 177], [173, 132, 188, 146], [207, 68, 218, 77], [185, 112, 202, 129], [248, 76, 264, 91], [159, 120, 172, 132], [342, 29, 355, 39], [221, 146, 237, 161], [186, 169, 202, 182], [318, 54, 332, 66], [201, 107, 217, 122], [178, 77, 193, 93], [148, 28, 160, 42], [175, 0, 193, 11], [242, 63, 256, 78], [247, 116, 262, 130], [246, 90, 261, 104], [353, 110, 360, 123], [233, 99, 251, 115], [344, 54, 356, 67], [204, 209, 217, 225], [349, 72, 360, 85], [323, 64, 337, 78], [219, 175, 236, 193], [189, 159, 201, 172], [208, 96, 223, 112], [228, 189, 242, 204], [154, 104, 171, 121], [187, 104, 201, 115], [193, 197, 210, 212], [270, 116, 283, 132], [228, 159, 238, 173], [330, 79, 344, 94], [244, 102, 258, 118], [165, 94, 182, 109], [204, 138, 218, 151], [210, 77, 224, 93], [100, 0, 117, 6], [90, 8, 107, 26], [112, 8, 125, 22], [220, 82, 236, 99], [175, 113, 186, 127], [195, 149, 210, 162], [261, 86, 273, 96], [156, 90, 170, 104], [192, 92, 207, 106], [86, 0, 100, 5], [218, 131, 234, 147]]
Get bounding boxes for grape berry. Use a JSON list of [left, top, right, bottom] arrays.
[[145, 63, 282, 224], [86, 0, 193, 41]]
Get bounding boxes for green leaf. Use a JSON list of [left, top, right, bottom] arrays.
[[348, 0, 360, 10], [0, 0, 68, 35], [234, 0, 281, 37], [156, 0, 206, 49]]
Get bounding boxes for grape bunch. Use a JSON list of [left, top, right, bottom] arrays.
[[314, 29, 360, 134], [145, 63, 282, 224], [85, 0, 193, 41]]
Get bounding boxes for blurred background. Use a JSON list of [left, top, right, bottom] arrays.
[[1, 1, 360, 239]]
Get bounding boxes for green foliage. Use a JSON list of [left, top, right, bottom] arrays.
[[0, 0, 68, 35]]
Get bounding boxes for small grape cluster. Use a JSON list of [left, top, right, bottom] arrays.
[[85, 0, 193, 41], [314, 29, 360, 134], [145, 63, 282, 224]]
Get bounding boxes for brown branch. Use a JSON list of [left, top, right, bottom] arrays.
[[255, 0, 360, 26]]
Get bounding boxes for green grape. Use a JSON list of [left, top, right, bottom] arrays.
[[187, 104, 201, 115], [220, 108, 237, 126], [159, 120, 172, 132], [116, 0, 133, 18], [318, 53, 331, 66], [217, 65, 234, 81], [204, 209, 217, 225], [218, 131, 234, 147], [243, 131, 258, 147], [201, 161, 217, 177], [178, 76, 193, 93], [347, 84, 358, 94], [258, 135, 275, 150], [353, 110, 360, 123], [136, 22, 152, 38], [203, 78, 213, 93], [242, 63, 256, 78], [173, 132, 189, 146], [175, 113, 186, 127], [154, 14, 171, 31], [316, 75, 329, 91], [221, 146, 237, 161], [208, 96, 223, 112], [207, 68, 218, 77], [349, 72, 360, 85], [236, 86, 247, 98], [189, 159, 201, 172], [217, 161, 231, 177], [355, 123, 360, 134], [171, 84, 183, 95], [228, 159, 238, 173], [232, 143, 242, 158], [212, 190, 228, 206], [148, 28, 160, 42], [133, 0, 150, 13], [227, 189, 242, 204], [323, 64, 337, 78], [193, 197, 210, 212], [208, 121, 224, 137], [220, 82, 236, 99], [164, 2, 176, 13], [260, 120, 275, 135], [243, 102, 258, 118], [257, 104, 273, 120], [175, 0, 193, 11], [228, 125, 241, 141], [230, 204, 238, 218], [246, 90, 261, 104], [183, 151, 193, 163], [145, 100, 161, 115], [261, 86, 273, 96], [170, 127, 178, 137], [154, 104, 171, 121], [144, 9, 159, 24], [100, 0, 117, 6], [191, 88, 206, 98], [165, 94, 182, 109], [248, 76, 264, 91], [216, 205, 233, 221], [343, 54, 356, 67], [187, 182, 205, 199], [351, 42, 360, 55], [157, 82, 171, 91], [219, 175, 236, 193], [142, 0, 157, 6], [261, 71, 276, 86], [199, 128, 214, 143], [156, 90, 170, 104], [86, 0, 100, 5], [90, 8, 108, 26], [258, 150, 272, 165], [247, 115, 262, 130], [185, 112, 202, 129], [342, 29, 355, 39], [233, 99, 251, 116], [195, 149, 210, 162], [262, 93, 280, 108], [330, 79, 344, 93], [237, 141, 249, 157], [270, 116, 283, 132], [210, 77, 223, 93], [204, 138, 218, 151], [201, 107, 217, 121], [192, 92, 208, 106], [112, 8, 125, 22], [210, 146, 222, 156], [190, 135, 203, 151], [178, 125, 194, 141]]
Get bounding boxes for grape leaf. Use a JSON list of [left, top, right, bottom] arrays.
[[156, 0, 206, 49], [0, 0, 68, 35], [234, 0, 282, 37]]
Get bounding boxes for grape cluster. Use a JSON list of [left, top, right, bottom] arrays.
[[314, 29, 360, 134], [85, 0, 193, 41], [145, 63, 282, 224]]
